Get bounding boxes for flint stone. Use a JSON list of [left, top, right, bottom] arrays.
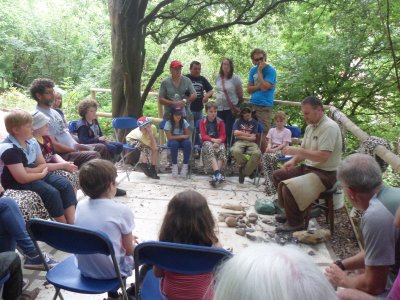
[[225, 216, 237, 227], [292, 229, 331, 245], [235, 228, 246, 236], [222, 203, 244, 211]]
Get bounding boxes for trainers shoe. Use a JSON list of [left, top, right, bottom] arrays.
[[115, 188, 127, 197], [24, 252, 59, 271], [172, 164, 178, 178], [216, 173, 224, 183], [180, 164, 189, 178], [275, 222, 304, 233]]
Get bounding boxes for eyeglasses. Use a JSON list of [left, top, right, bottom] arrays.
[[253, 57, 264, 62]]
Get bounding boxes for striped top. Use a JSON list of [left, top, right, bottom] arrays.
[[161, 271, 213, 300]]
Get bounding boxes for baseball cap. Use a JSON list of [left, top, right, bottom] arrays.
[[170, 60, 183, 69], [171, 106, 184, 115], [31, 111, 50, 130], [137, 116, 151, 128], [240, 105, 252, 114]]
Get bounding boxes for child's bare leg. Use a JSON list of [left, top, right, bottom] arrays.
[[211, 158, 219, 171], [53, 215, 67, 223], [64, 206, 76, 224], [151, 147, 158, 165]]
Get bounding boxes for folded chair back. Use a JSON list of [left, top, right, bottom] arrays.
[[134, 241, 232, 299]]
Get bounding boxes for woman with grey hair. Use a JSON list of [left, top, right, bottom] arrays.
[[213, 244, 338, 300]]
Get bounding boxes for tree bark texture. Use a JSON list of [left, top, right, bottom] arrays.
[[109, 0, 146, 118]]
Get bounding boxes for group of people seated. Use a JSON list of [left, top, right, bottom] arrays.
[[1, 52, 399, 300]]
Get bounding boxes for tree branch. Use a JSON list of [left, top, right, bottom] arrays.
[[139, 0, 174, 26]]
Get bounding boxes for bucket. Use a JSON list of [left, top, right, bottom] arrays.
[[333, 189, 344, 210]]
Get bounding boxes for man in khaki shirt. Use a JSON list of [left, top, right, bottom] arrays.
[[272, 96, 342, 232]]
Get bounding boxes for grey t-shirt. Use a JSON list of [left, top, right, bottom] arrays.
[[362, 197, 398, 268], [36, 106, 75, 148], [159, 76, 196, 119]]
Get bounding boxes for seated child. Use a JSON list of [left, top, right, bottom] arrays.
[[76, 98, 123, 161], [75, 159, 137, 299], [126, 116, 159, 179], [230, 105, 261, 184], [199, 102, 227, 186], [32, 111, 80, 191], [164, 106, 192, 178], [263, 111, 292, 196], [0, 109, 77, 224], [154, 190, 222, 300]]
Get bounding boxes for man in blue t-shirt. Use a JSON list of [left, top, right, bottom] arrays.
[[247, 48, 277, 134]]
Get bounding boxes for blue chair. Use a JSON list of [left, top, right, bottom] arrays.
[[68, 120, 78, 134], [112, 117, 138, 181], [133, 241, 232, 300], [159, 120, 193, 178], [26, 218, 128, 300], [0, 273, 10, 298]]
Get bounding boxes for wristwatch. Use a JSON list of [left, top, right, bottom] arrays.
[[334, 259, 346, 271]]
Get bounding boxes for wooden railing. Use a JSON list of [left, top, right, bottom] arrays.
[[90, 87, 400, 172]]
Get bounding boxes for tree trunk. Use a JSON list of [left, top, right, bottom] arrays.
[[108, 1, 145, 118]]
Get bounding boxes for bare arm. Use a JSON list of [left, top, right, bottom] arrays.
[[166, 130, 190, 141], [121, 233, 135, 256], [7, 163, 48, 184], [233, 130, 256, 142], [203, 89, 213, 103], [187, 92, 197, 103], [158, 96, 186, 108], [257, 63, 274, 91], [283, 147, 331, 163], [51, 136, 76, 153]]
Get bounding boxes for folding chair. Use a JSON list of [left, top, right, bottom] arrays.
[[134, 241, 232, 300], [68, 120, 79, 142], [158, 120, 194, 178], [112, 117, 138, 181], [0, 272, 10, 298], [26, 218, 128, 300]]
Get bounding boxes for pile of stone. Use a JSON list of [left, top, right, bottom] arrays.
[[218, 203, 331, 245]]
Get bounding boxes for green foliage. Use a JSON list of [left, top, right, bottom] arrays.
[[0, 88, 35, 111]]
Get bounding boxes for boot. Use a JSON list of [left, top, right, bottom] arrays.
[[139, 163, 152, 178], [148, 165, 160, 179]]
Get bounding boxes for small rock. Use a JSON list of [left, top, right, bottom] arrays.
[[218, 215, 226, 222], [248, 217, 257, 224], [245, 228, 255, 233], [235, 228, 246, 236], [308, 250, 316, 256], [222, 203, 244, 211], [254, 225, 262, 231], [246, 233, 268, 242], [262, 218, 274, 225], [292, 229, 331, 245], [238, 223, 247, 228], [248, 212, 259, 219], [225, 216, 237, 227]]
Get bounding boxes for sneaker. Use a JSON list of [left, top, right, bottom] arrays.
[[275, 222, 304, 233], [172, 164, 178, 178], [180, 164, 189, 178], [24, 252, 59, 271], [115, 188, 127, 197], [22, 278, 29, 291], [215, 173, 224, 183]]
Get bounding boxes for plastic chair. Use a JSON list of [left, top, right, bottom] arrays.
[[158, 120, 193, 178], [112, 117, 138, 181], [0, 273, 10, 298], [133, 241, 232, 300], [26, 218, 128, 300]]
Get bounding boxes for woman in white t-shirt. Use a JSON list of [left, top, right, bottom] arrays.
[[263, 111, 292, 195], [215, 58, 243, 143]]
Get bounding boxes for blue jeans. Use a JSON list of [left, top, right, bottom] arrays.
[[106, 141, 123, 157], [0, 197, 37, 257], [192, 110, 203, 146], [167, 139, 192, 164], [7, 173, 77, 218], [218, 109, 236, 145]]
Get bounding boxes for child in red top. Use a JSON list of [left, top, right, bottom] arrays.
[[154, 190, 222, 300], [199, 102, 227, 186]]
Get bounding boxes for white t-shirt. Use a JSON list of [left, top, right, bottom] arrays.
[[215, 74, 242, 111], [267, 127, 292, 148], [35, 106, 75, 148], [164, 119, 190, 136], [75, 198, 135, 279]]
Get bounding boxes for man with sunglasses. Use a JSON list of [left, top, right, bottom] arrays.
[[247, 48, 277, 134]]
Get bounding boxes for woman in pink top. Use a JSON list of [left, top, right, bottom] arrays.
[[263, 111, 292, 196], [154, 190, 222, 300]]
